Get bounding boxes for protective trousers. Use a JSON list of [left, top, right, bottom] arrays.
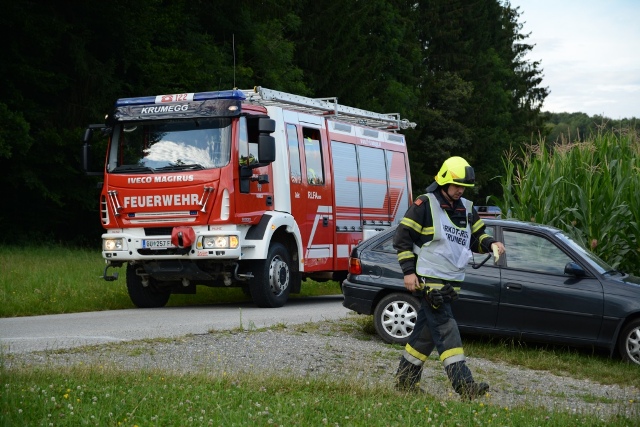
[[396, 291, 476, 395]]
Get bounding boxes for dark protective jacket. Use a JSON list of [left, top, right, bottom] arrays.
[[393, 188, 496, 277]]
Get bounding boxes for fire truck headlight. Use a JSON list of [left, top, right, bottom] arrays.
[[203, 236, 239, 249], [103, 238, 124, 251], [213, 236, 228, 248]]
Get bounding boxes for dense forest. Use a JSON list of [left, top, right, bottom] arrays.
[[0, 0, 636, 245], [543, 112, 639, 144]]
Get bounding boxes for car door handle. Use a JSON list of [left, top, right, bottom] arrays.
[[505, 282, 522, 291]]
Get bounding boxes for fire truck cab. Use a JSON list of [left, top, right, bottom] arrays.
[[83, 87, 414, 308]]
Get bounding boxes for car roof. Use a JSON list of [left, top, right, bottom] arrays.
[[484, 218, 562, 234], [358, 218, 563, 251]]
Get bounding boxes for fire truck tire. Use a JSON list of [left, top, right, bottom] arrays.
[[126, 264, 171, 308], [249, 242, 292, 308]]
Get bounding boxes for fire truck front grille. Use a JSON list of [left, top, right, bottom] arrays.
[[144, 227, 173, 236]]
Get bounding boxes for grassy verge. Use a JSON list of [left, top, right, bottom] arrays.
[[2, 364, 635, 427], [330, 316, 640, 390], [462, 335, 640, 389], [2, 245, 639, 425], [0, 245, 341, 318]]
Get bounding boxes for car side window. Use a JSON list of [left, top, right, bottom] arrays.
[[469, 225, 495, 266], [503, 230, 571, 275], [374, 236, 396, 253]]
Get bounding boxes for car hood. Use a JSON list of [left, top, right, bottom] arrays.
[[603, 272, 640, 296]]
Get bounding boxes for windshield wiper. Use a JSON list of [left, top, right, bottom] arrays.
[[111, 165, 155, 173], [155, 164, 205, 171]]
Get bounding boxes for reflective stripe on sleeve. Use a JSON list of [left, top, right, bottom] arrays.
[[400, 217, 422, 233], [398, 251, 415, 262], [472, 219, 485, 233]]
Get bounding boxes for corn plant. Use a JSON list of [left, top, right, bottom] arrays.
[[490, 129, 639, 274]]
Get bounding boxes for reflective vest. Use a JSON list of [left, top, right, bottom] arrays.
[[415, 193, 473, 281]]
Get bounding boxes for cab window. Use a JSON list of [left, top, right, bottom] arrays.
[[238, 117, 258, 166], [303, 128, 324, 185], [286, 124, 302, 184]]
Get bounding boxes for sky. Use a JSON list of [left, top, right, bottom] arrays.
[[508, 0, 640, 119]]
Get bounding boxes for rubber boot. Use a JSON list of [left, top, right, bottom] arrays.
[[445, 360, 489, 400], [394, 357, 424, 393], [457, 381, 490, 400]]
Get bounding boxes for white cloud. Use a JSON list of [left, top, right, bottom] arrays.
[[508, 0, 640, 118]]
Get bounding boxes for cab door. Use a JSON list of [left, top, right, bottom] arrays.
[[284, 116, 334, 271], [234, 116, 273, 220]]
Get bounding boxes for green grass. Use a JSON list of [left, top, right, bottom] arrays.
[[2, 245, 640, 425], [1, 364, 636, 427], [0, 245, 341, 318]]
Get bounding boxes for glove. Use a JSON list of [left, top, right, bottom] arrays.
[[440, 283, 459, 302], [426, 288, 444, 309]]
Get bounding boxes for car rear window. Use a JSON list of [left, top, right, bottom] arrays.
[[373, 236, 396, 253]]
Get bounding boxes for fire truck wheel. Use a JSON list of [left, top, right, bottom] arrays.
[[126, 264, 171, 308], [249, 242, 292, 308]]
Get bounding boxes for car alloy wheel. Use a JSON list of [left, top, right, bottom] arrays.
[[373, 293, 420, 345], [618, 319, 640, 365]]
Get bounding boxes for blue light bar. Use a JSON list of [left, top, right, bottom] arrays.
[[115, 89, 246, 107]]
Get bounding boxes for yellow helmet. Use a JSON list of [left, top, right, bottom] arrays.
[[435, 156, 475, 187]]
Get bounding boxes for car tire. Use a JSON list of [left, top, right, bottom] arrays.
[[618, 319, 640, 366], [126, 264, 171, 308], [373, 293, 420, 345]]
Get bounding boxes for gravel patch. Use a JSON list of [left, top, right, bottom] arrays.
[[5, 318, 639, 420]]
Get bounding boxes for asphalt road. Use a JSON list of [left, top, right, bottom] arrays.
[[0, 295, 351, 354]]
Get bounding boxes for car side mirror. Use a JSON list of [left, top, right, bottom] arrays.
[[564, 262, 586, 277]]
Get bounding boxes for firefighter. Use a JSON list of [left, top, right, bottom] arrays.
[[392, 156, 506, 400]]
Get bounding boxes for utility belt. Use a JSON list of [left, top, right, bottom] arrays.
[[415, 276, 460, 308]]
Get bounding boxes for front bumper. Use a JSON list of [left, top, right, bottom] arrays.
[[102, 227, 242, 261]]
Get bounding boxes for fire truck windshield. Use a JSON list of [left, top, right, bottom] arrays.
[[107, 118, 231, 173]]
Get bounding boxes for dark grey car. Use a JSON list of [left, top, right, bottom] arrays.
[[341, 219, 640, 365]]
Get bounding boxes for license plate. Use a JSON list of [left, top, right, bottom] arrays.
[[142, 239, 174, 249]]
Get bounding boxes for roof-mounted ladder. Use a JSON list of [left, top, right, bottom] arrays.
[[241, 86, 416, 131]]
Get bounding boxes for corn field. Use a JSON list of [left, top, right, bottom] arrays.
[[491, 128, 640, 275]]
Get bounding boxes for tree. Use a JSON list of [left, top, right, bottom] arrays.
[[0, 0, 552, 244], [409, 0, 549, 200], [0, 0, 309, 244]]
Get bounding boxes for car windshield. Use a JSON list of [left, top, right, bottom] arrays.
[[555, 230, 614, 274], [107, 118, 231, 173]]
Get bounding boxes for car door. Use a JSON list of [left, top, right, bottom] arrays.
[[454, 225, 502, 331], [495, 228, 604, 342]]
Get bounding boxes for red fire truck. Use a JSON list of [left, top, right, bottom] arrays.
[[83, 87, 415, 308]]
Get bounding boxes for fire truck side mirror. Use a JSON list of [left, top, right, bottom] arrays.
[[83, 128, 93, 144], [257, 118, 276, 164], [258, 135, 276, 164], [82, 124, 107, 176], [82, 127, 94, 174], [82, 143, 91, 171], [258, 118, 276, 133]]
